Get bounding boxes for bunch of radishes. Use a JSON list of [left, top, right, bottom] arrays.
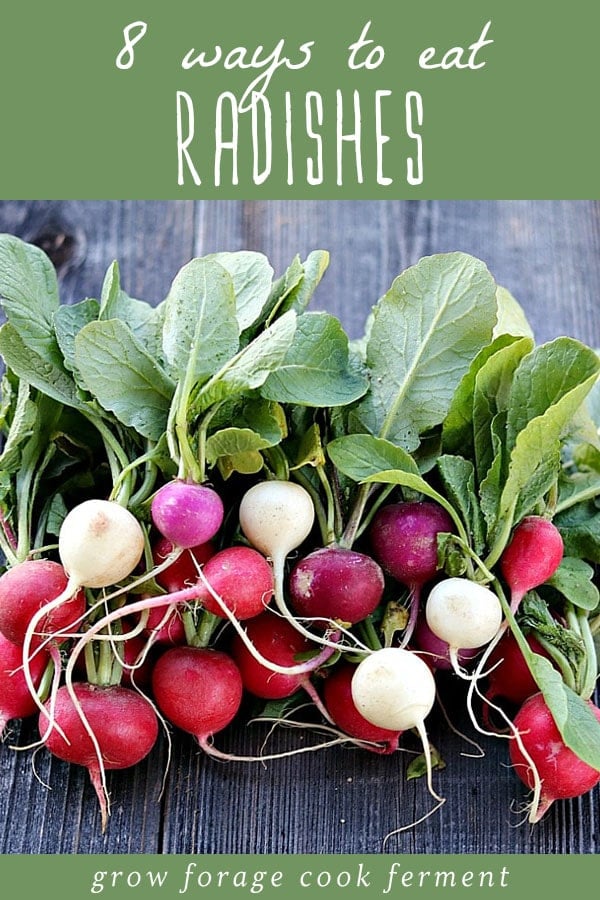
[[1, 237, 600, 836]]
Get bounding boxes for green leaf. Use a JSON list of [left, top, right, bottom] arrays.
[[54, 298, 100, 382], [191, 310, 297, 414], [0, 380, 37, 473], [555, 499, 600, 563], [327, 434, 419, 483], [99, 261, 165, 362], [473, 337, 534, 483], [161, 257, 239, 382], [278, 250, 330, 316], [493, 285, 534, 340], [74, 319, 175, 440], [205, 426, 280, 467], [506, 338, 600, 454], [354, 252, 498, 450], [0, 234, 62, 365], [203, 251, 274, 331], [261, 311, 368, 407], [436, 455, 486, 555], [546, 557, 599, 611], [0, 322, 85, 410], [483, 339, 600, 542], [442, 333, 522, 457], [528, 654, 600, 770]]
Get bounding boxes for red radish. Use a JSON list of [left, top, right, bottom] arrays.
[[0, 559, 86, 647], [413, 614, 479, 672], [500, 516, 564, 612], [197, 546, 274, 620], [322, 663, 401, 753], [151, 646, 243, 749], [151, 480, 224, 549], [0, 633, 50, 733], [483, 630, 548, 709], [141, 600, 186, 646], [41, 682, 159, 830], [509, 692, 600, 821], [230, 613, 323, 700], [152, 536, 215, 592], [289, 547, 384, 626], [117, 633, 158, 689], [369, 501, 454, 647]]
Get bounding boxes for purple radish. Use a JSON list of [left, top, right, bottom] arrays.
[[289, 546, 384, 626], [369, 501, 454, 645]]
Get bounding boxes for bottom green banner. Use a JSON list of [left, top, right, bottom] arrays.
[[1, 854, 597, 898]]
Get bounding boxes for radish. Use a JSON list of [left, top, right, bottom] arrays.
[[152, 536, 215, 592], [500, 516, 564, 612], [322, 662, 402, 753], [41, 682, 159, 830], [197, 546, 274, 620], [58, 499, 146, 590], [288, 546, 385, 626], [230, 613, 327, 702], [483, 630, 549, 710], [350, 647, 442, 804], [425, 577, 503, 674], [22, 499, 146, 727], [151, 646, 243, 751], [509, 692, 600, 822], [151, 480, 224, 549], [0, 559, 85, 647], [239, 480, 344, 648], [369, 501, 454, 647], [0, 633, 50, 734], [412, 614, 479, 672], [141, 601, 186, 646]]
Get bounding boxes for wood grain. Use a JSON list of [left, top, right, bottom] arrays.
[[0, 200, 599, 854]]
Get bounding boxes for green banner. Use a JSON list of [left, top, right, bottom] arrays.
[[2, 853, 599, 898], [0, 0, 598, 198]]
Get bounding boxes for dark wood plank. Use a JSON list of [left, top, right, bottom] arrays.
[[0, 200, 599, 855]]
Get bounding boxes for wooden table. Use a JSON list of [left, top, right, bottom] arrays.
[[0, 200, 598, 855]]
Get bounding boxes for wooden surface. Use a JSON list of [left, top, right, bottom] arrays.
[[0, 200, 599, 855]]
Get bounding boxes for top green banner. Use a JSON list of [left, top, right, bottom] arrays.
[[1, 0, 597, 199]]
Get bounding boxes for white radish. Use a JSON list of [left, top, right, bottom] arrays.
[[58, 499, 145, 589], [425, 577, 503, 676], [239, 480, 315, 561], [351, 647, 442, 805], [22, 499, 146, 738], [238, 480, 340, 650]]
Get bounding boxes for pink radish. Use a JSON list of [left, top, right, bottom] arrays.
[[41, 682, 159, 830], [151, 646, 243, 750], [369, 501, 454, 646], [500, 516, 564, 612], [289, 546, 384, 626], [0, 559, 85, 647], [140, 600, 186, 646], [509, 692, 600, 822], [0, 633, 50, 734], [322, 663, 401, 753], [151, 480, 224, 549]]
